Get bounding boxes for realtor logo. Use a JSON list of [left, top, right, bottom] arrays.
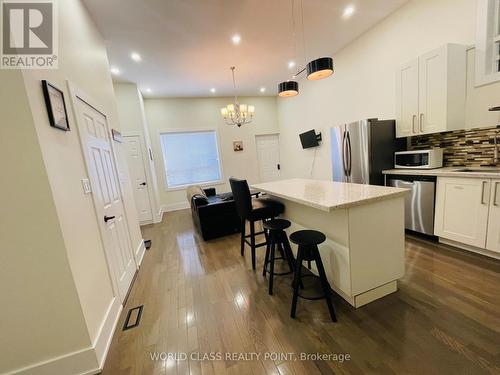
[[1, 0, 58, 69]]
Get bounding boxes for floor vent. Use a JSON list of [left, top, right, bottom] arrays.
[[122, 305, 144, 331]]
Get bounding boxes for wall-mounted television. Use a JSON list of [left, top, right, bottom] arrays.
[[299, 129, 322, 149]]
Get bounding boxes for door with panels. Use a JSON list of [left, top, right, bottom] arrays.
[[124, 135, 153, 224], [74, 97, 136, 303], [256, 134, 281, 182]]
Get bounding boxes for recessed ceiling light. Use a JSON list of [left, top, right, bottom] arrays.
[[288, 60, 296, 69], [144, 88, 152, 94], [260, 87, 266, 93], [131, 52, 142, 62], [342, 5, 355, 19], [231, 34, 241, 45], [110, 66, 121, 75], [210, 88, 216, 93]]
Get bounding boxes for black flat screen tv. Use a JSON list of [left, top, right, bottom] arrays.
[[299, 129, 320, 149]]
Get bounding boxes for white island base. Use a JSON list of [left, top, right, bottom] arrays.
[[252, 179, 407, 308]]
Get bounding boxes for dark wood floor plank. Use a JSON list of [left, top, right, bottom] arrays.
[[102, 210, 500, 375]]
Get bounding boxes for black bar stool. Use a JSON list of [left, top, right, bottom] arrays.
[[262, 219, 296, 295], [229, 177, 285, 270], [289, 230, 337, 322]]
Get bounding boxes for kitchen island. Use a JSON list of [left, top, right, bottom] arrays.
[[251, 178, 409, 308]]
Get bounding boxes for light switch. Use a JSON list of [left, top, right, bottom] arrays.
[[82, 178, 92, 194]]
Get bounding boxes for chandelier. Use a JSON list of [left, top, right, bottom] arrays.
[[220, 67, 255, 127]]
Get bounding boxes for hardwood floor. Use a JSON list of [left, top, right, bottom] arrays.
[[102, 210, 500, 375]]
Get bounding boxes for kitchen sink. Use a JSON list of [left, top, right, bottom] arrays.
[[453, 168, 500, 173]]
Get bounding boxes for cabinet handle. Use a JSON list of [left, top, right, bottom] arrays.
[[494, 182, 499, 206], [412, 115, 417, 134], [419, 113, 424, 133], [481, 181, 488, 205]]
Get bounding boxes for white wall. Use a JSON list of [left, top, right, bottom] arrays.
[[0, 0, 143, 373], [277, 0, 500, 180], [0, 70, 91, 374], [114, 83, 161, 222], [144, 96, 279, 210]]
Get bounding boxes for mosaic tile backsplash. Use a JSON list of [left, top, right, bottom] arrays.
[[410, 125, 500, 167]]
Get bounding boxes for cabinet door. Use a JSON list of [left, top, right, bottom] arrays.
[[434, 177, 490, 248], [486, 180, 500, 253], [418, 46, 447, 135], [395, 58, 419, 138]]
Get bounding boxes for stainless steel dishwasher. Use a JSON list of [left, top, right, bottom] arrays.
[[386, 175, 436, 236]]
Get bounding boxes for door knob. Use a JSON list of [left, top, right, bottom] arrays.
[[140, 182, 147, 186], [104, 215, 116, 223]]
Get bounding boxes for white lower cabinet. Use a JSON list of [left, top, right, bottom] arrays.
[[434, 177, 491, 248], [486, 180, 500, 253]]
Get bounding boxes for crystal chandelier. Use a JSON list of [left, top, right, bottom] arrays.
[[220, 67, 255, 127]]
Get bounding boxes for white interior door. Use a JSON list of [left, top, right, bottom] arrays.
[[74, 96, 136, 303], [124, 135, 153, 223], [256, 134, 281, 182]]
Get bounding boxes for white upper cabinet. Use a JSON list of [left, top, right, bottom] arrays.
[[486, 179, 500, 253], [396, 44, 467, 138]]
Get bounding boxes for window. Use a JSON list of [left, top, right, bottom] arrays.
[[475, 0, 500, 85], [160, 130, 223, 188]]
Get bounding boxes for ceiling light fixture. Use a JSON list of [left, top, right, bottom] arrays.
[[288, 60, 296, 69], [131, 52, 142, 62], [220, 67, 255, 127], [110, 66, 121, 75], [144, 88, 152, 93], [278, 81, 299, 97], [231, 34, 241, 45], [210, 88, 216, 93], [260, 87, 266, 93], [342, 5, 355, 19], [307, 57, 334, 80]]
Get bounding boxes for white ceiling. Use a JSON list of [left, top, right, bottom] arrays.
[[82, 0, 409, 98]]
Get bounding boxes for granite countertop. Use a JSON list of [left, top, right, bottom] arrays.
[[251, 178, 408, 212], [383, 167, 500, 179]]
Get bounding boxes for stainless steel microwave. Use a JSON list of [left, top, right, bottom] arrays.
[[394, 149, 443, 169]]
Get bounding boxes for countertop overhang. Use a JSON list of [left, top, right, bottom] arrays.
[[251, 178, 408, 212], [383, 167, 500, 179]]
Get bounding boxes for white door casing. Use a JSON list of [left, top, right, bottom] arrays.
[[70, 88, 136, 303], [124, 135, 153, 223], [256, 134, 281, 182]]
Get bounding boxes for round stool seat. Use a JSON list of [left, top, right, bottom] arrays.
[[263, 219, 291, 231], [290, 230, 326, 246]]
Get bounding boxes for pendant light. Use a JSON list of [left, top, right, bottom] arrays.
[[307, 57, 334, 80], [278, 0, 300, 98], [278, 81, 299, 97]]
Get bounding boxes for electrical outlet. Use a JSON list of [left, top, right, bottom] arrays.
[[82, 178, 92, 194]]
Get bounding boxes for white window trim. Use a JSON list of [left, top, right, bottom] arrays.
[[158, 127, 225, 191], [475, 0, 500, 87]]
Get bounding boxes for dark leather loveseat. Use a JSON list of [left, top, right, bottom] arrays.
[[190, 187, 240, 241]]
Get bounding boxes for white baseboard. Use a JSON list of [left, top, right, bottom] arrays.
[[5, 298, 123, 375], [3, 347, 99, 375], [161, 202, 190, 213], [439, 238, 500, 260], [93, 297, 122, 369]]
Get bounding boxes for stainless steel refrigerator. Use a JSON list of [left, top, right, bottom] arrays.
[[331, 119, 403, 186]]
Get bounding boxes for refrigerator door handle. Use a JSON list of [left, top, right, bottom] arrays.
[[346, 131, 352, 176], [342, 130, 348, 178]]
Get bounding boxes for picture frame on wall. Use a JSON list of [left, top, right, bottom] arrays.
[[42, 80, 70, 131], [233, 141, 243, 152]]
